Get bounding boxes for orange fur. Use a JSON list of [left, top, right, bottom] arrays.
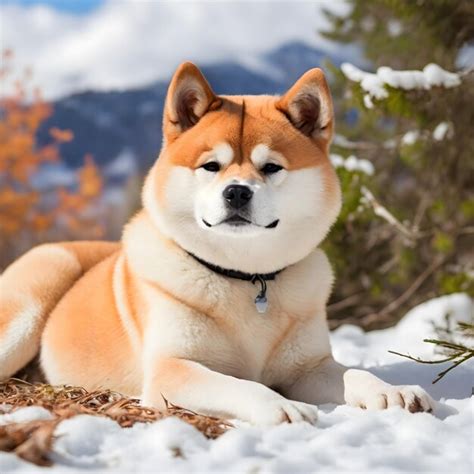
[[0, 241, 118, 378], [0, 63, 338, 392], [0, 63, 432, 423], [41, 252, 142, 394]]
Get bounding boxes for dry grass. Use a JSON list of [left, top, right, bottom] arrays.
[[0, 378, 232, 467]]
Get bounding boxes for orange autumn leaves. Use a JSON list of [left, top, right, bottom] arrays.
[[0, 50, 104, 261]]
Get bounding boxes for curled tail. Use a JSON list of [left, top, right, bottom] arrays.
[[0, 241, 119, 379]]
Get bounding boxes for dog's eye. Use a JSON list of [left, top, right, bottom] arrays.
[[201, 161, 221, 172], [261, 163, 283, 175]]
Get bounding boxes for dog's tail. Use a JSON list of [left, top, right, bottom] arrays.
[[0, 241, 119, 379]]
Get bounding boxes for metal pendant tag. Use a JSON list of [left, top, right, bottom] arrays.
[[255, 293, 268, 314]]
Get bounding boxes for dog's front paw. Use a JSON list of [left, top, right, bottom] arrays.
[[344, 369, 434, 413], [347, 383, 434, 412], [249, 398, 318, 426]]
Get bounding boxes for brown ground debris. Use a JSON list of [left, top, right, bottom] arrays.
[[0, 378, 232, 467]]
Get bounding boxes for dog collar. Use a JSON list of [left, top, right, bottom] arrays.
[[187, 252, 284, 314]]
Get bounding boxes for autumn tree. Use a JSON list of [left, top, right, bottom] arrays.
[[0, 50, 104, 269]]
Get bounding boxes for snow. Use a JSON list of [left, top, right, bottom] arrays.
[[103, 149, 138, 179], [433, 122, 450, 141], [0, 406, 53, 426], [423, 64, 462, 88], [363, 94, 374, 109], [387, 20, 403, 38], [1, 293, 473, 473], [457, 44, 474, 69], [341, 62, 462, 108], [333, 134, 361, 150], [330, 153, 375, 176], [341, 63, 389, 105], [400, 123, 451, 146], [29, 163, 77, 190], [401, 130, 420, 146]]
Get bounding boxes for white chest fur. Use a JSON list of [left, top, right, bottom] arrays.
[[124, 212, 334, 386]]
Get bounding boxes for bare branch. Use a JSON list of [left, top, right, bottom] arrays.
[[361, 186, 417, 240]]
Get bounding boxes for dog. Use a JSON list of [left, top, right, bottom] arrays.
[[0, 63, 433, 425]]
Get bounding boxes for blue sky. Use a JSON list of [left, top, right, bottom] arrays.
[[1, 0, 103, 14]]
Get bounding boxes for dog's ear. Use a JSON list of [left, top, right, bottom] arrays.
[[164, 62, 221, 138], [276, 68, 333, 142]]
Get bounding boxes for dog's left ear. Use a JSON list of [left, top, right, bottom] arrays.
[[164, 62, 222, 139], [276, 68, 333, 141]]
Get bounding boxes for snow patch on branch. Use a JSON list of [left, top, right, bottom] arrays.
[[401, 130, 420, 146], [433, 122, 450, 141], [330, 154, 374, 176], [341, 63, 461, 108]]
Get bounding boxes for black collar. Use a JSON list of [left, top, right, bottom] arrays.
[[187, 252, 285, 314], [187, 252, 283, 282]]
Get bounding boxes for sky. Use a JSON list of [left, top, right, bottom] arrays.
[[1, 0, 104, 14], [0, 0, 348, 99]]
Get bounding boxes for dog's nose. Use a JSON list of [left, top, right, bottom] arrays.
[[223, 185, 253, 209]]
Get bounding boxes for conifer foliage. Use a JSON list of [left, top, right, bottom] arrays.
[[320, 0, 474, 329]]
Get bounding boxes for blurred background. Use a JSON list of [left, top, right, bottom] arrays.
[[1, 0, 473, 329]]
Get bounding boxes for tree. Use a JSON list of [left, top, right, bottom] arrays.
[[0, 50, 104, 269], [319, 0, 474, 329]]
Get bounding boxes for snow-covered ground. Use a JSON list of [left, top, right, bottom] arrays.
[[1, 293, 473, 473]]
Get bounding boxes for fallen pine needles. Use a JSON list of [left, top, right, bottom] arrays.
[[0, 378, 232, 466]]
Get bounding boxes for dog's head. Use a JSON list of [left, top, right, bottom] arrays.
[[143, 62, 341, 274]]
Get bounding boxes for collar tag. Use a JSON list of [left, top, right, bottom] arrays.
[[252, 274, 269, 314], [255, 293, 268, 313], [187, 252, 283, 315]]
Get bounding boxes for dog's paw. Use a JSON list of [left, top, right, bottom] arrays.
[[249, 398, 318, 426], [348, 384, 434, 413], [344, 369, 434, 413]]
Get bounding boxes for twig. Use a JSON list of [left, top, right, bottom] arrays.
[[458, 226, 474, 235], [389, 344, 474, 384], [361, 186, 417, 240], [379, 257, 444, 315], [327, 293, 363, 313], [389, 321, 474, 383], [431, 353, 474, 383], [412, 194, 429, 233], [357, 256, 445, 327], [382, 258, 443, 315], [378, 254, 399, 275], [388, 350, 461, 366], [333, 134, 384, 150], [458, 67, 474, 78]]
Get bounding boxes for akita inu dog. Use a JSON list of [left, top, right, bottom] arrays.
[[0, 63, 433, 425]]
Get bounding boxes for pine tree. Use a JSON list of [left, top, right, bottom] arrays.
[[319, 0, 474, 329]]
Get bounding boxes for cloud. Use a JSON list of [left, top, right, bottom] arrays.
[[1, 0, 348, 99]]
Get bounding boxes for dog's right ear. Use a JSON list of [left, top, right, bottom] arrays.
[[164, 62, 221, 139]]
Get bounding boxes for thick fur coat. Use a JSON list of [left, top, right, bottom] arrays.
[[0, 63, 433, 425]]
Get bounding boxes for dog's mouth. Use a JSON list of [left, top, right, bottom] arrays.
[[223, 215, 252, 226], [202, 216, 279, 229]]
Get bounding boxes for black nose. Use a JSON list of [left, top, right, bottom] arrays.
[[223, 184, 253, 209]]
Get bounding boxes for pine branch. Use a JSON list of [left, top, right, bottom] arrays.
[[389, 322, 474, 384], [457, 322, 474, 336]]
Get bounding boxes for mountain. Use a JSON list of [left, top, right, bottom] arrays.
[[38, 41, 354, 176]]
